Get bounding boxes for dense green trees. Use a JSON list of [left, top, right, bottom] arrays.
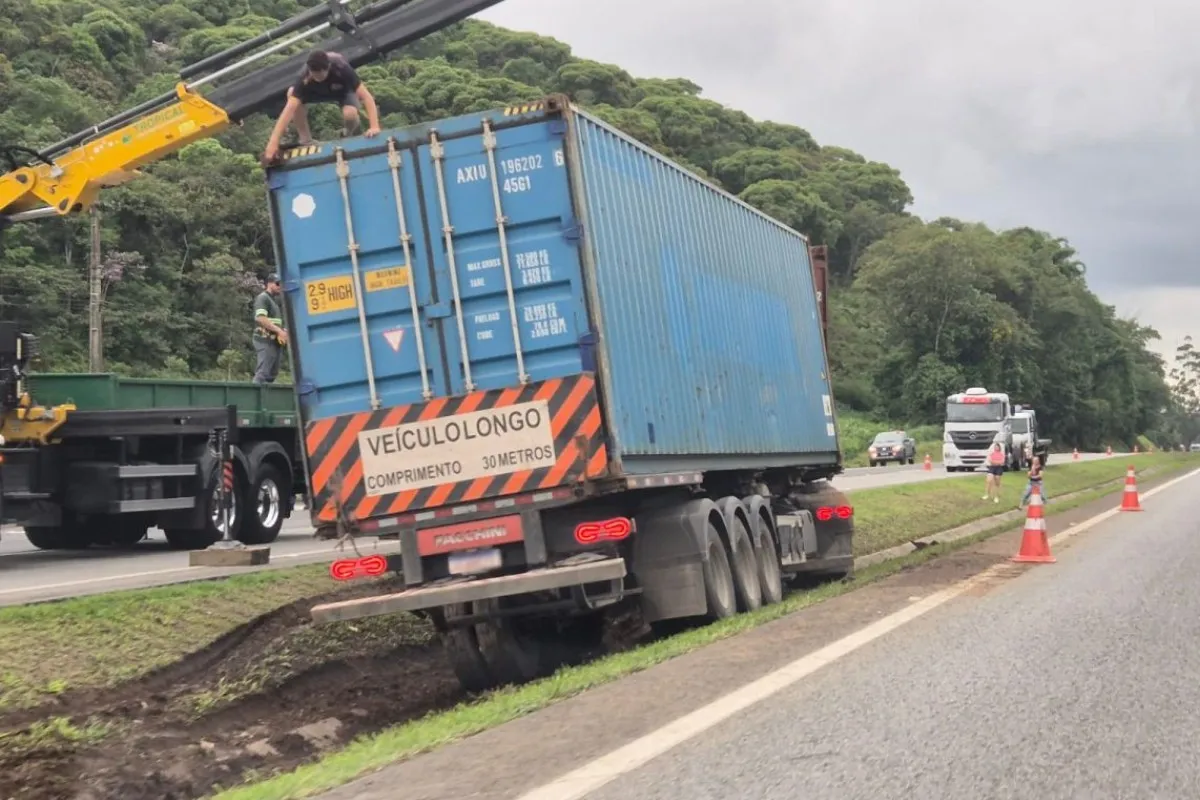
[[0, 1, 1185, 446]]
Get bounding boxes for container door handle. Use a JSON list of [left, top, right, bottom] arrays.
[[386, 138, 433, 400], [334, 148, 380, 410], [482, 118, 530, 385], [429, 130, 475, 392]]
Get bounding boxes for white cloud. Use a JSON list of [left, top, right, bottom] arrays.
[[481, 0, 1200, 340]]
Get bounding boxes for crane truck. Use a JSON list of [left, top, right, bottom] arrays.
[[0, 0, 507, 548]]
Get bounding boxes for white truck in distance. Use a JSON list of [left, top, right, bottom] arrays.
[[943, 387, 1012, 472], [1006, 408, 1050, 469]]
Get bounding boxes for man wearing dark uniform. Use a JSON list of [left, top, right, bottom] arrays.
[[253, 273, 288, 385], [263, 49, 381, 163]]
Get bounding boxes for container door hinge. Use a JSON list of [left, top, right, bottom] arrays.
[[548, 119, 567, 137], [297, 379, 317, 397], [562, 219, 584, 242], [266, 174, 287, 191], [283, 279, 300, 293]]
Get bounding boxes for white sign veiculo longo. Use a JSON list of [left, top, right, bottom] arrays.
[[357, 400, 557, 496]]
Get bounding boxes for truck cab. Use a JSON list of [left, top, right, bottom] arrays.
[[943, 387, 1012, 472], [1007, 407, 1049, 468]]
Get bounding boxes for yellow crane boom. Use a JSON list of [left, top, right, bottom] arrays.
[[0, 85, 230, 221], [0, 0, 506, 226]]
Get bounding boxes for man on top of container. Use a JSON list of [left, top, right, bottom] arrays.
[[252, 273, 288, 385], [262, 49, 381, 163]]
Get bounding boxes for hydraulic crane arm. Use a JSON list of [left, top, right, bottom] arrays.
[[0, 0, 505, 226]]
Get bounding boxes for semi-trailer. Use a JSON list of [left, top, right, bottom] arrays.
[[266, 94, 856, 691]]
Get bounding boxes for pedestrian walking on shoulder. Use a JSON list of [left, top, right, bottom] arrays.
[[253, 273, 288, 385], [1019, 456, 1047, 508], [983, 442, 1005, 504]]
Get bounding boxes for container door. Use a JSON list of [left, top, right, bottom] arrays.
[[414, 118, 590, 394], [271, 143, 448, 420]]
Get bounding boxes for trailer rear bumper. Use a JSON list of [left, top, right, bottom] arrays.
[[310, 556, 627, 625]]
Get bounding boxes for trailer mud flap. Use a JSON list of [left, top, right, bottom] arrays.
[[631, 498, 716, 623], [310, 556, 626, 625]]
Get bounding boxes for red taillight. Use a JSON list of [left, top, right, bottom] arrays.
[[815, 505, 853, 522], [329, 554, 389, 581], [574, 516, 633, 545]]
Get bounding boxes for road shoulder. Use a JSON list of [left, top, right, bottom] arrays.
[[313, 472, 1179, 800]]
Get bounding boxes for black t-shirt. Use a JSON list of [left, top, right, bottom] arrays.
[[292, 52, 362, 104]]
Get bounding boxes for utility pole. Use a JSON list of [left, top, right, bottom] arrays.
[[88, 203, 103, 372]]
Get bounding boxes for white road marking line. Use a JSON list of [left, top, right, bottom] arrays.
[[1047, 465, 1200, 547], [0, 547, 343, 597], [514, 464, 1200, 800]]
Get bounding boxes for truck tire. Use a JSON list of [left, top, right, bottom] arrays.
[[748, 505, 784, 606], [240, 462, 286, 545], [441, 602, 497, 693], [724, 507, 762, 613], [473, 597, 544, 687], [701, 517, 737, 621], [24, 526, 78, 550], [164, 460, 243, 550], [90, 516, 149, 548]]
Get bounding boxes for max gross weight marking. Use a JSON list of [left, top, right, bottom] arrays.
[[357, 400, 558, 496]]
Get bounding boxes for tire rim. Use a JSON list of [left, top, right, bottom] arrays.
[[211, 484, 238, 534], [257, 477, 281, 530]]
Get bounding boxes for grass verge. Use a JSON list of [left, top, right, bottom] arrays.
[[0, 564, 379, 713], [4, 454, 1193, 716], [850, 452, 1197, 555], [210, 453, 1200, 800]]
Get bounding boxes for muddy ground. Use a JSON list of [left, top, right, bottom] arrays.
[[0, 574, 648, 800], [0, 577, 466, 800]]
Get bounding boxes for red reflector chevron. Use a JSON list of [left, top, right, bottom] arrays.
[[330, 554, 389, 581], [574, 517, 633, 545]]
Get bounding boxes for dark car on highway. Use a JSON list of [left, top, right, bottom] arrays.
[[868, 430, 916, 466]]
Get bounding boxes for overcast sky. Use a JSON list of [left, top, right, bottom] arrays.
[[482, 0, 1200, 362]]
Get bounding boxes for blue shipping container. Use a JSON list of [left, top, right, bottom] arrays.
[[266, 97, 840, 524]]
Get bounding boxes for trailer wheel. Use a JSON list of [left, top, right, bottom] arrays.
[[751, 509, 785, 606], [239, 462, 285, 545], [725, 509, 762, 613], [441, 603, 497, 693], [473, 597, 544, 687], [701, 519, 737, 621]]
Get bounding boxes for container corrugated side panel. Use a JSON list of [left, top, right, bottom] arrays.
[[571, 108, 839, 474]]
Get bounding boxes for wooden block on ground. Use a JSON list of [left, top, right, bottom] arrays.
[[189, 546, 271, 567]]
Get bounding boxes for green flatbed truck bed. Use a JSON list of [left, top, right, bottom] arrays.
[[30, 373, 299, 428], [2, 373, 304, 551]]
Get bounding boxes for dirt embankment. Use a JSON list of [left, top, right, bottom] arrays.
[[0, 581, 464, 800]]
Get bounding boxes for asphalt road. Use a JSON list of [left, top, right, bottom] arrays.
[[321, 463, 1200, 800], [561, 466, 1200, 800], [0, 450, 1119, 605]]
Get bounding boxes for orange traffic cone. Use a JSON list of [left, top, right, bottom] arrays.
[[923, 454, 932, 471], [1106, 445, 1112, 456], [1072, 448, 1080, 461], [1012, 484, 1054, 563], [1119, 466, 1142, 512]]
